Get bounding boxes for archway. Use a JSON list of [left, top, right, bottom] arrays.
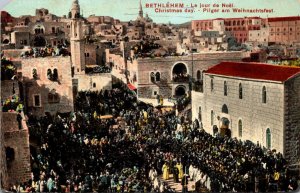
[[2, 39, 9, 44], [175, 85, 186, 97], [222, 104, 229, 114], [33, 36, 46, 47], [220, 117, 231, 137], [172, 63, 189, 82]]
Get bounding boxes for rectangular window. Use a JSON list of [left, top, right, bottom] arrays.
[[152, 88, 159, 97], [33, 95, 41, 107]]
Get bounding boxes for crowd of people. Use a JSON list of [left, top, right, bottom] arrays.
[[7, 83, 299, 192], [20, 44, 69, 58], [172, 74, 189, 83], [85, 65, 112, 74]]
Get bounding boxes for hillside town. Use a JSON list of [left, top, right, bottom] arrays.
[[0, 0, 300, 192]]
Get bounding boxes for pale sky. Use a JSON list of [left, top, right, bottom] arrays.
[[2, 0, 300, 24]]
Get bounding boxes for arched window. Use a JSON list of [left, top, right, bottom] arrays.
[[155, 72, 160, 81], [150, 72, 155, 82], [239, 83, 243, 99], [196, 70, 201, 80], [32, 68, 38, 79], [211, 110, 214, 125], [266, 128, 271, 149], [224, 81, 228, 96], [48, 93, 60, 103], [211, 79, 214, 91], [53, 68, 58, 81], [262, 86, 267, 103], [93, 83, 96, 88], [238, 120, 242, 137], [47, 69, 52, 80], [222, 104, 229, 114]]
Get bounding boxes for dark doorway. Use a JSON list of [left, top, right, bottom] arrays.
[[175, 86, 186, 96], [220, 117, 231, 137], [6, 147, 15, 168], [2, 39, 9, 44]]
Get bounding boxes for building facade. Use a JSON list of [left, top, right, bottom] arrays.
[[192, 16, 300, 45], [192, 61, 300, 167], [136, 52, 244, 100], [268, 16, 300, 44], [1, 80, 31, 189], [192, 17, 264, 43], [21, 57, 74, 116]]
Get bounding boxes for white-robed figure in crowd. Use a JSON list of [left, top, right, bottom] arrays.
[[194, 168, 202, 183], [189, 164, 196, 181], [153, 177, 160, 191], [148, 166, 158, 182]]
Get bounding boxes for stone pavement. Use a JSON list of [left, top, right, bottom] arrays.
[[159, 174, 196, 192]]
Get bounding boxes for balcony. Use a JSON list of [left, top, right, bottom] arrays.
[[172, 74, 190, 83]]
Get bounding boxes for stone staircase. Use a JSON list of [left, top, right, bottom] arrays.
[[178, 103, 191, 115]]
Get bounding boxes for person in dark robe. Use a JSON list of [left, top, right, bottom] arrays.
[[173, 165, 179, 183], [17, 110, 23, 130]]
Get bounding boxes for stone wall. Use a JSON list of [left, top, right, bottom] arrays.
[[84, 44, 98, 66], [20, 57, 74, 116], [191, 91, 204, 123], [268, 19, 300, 44], [284, 75, 300, 169], [2, 112, 31, 187], [75, 73, 112, 92], [192, 73, 285, 153], [137, 51, 243, 99], [1, 80, 20, 101], [11, 32, 30, 49], [0, 112, 8, 189]]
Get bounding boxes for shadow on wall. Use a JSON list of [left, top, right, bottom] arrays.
[[21, 76, 74, 117]]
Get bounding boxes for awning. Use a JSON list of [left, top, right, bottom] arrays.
[[127, 83, 136, 90]]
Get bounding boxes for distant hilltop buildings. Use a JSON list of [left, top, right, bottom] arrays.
[[192, 16, 300, 45]]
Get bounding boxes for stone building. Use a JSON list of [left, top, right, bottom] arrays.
[[2, 112, 31, 188], [0, 80, 31, 189], [192, 17, 264, 43], [0, 111, 8, 189], [69, 0, 112, 93], [2, 8, 71, 49], [136, 51, 244, 100], [20, 57, 74, 116], [248, 28, 269, 45], [268, 16, 300, 44], [191, 61, 300, 168], [192, 16, 300, 45]]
